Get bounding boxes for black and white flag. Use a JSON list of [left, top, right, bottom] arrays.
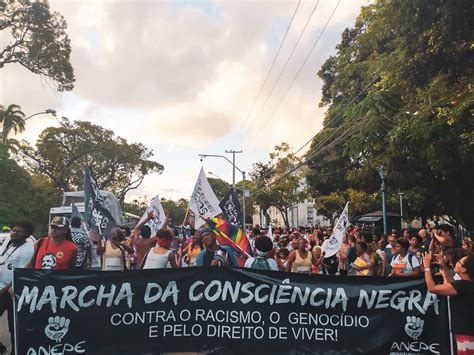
[[219, 188, 243, 227], [189, 168, 221, 227], [84, 170, 117, 237]]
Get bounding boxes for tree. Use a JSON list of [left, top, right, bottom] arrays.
[[307, 0, 474, 229], [0, 0, 75, 91], [207, 177, 231, 201], [0, 144, 60, 230], [14, 118, 164, 203], [0, 104, 25, 144], [251, 143, 307, 227]]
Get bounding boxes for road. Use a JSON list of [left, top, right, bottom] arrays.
[[0, 313, 11, 353]]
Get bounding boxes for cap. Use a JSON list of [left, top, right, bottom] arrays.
[[49, 216, 70, 229]]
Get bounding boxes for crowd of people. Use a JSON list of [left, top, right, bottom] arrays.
[[0, 213, 473, 354]]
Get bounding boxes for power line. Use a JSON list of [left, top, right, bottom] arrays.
[[238, 0, 321, 144], [230, 0, 302, 148], [252, 73, 380, 184], [252, 114, 369, 195], [244, 0, 341, 150]]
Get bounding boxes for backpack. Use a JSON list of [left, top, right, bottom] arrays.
[[251, 256, 271, 270]]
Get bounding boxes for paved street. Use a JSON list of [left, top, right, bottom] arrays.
[[0, 313, 11, 353]]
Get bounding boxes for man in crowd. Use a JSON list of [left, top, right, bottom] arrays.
[[418, 228, 431, 254], [0, 221, 35, 354], [26, 216, 77, 270], [390, 238, 421, 277], [131, 211, 158, 269], [244, 236, 278, 271], [195, 230, 238, 267]]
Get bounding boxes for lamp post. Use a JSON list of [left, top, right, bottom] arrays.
[[199, 153, 246, 229], [377, 166, 388, 236], [398, 192, 404, 229]]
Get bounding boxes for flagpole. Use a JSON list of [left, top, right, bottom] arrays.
[[181, 199, 191, 228]]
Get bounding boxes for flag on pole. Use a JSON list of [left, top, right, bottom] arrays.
[[219, 188, 243, 228], [206, 217, 253, 256], [84, 170, 117, 238], [137, 194, 166, 237], [321, 202, 350, 258], [189, 168, 221, 228]]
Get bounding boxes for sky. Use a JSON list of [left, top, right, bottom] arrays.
[[1, 0, 370, 203]]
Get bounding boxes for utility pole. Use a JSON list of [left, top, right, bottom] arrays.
[[225, 149, 242, 189]]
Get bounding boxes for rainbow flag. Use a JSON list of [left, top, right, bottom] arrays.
[[206, 217, 253, 257]]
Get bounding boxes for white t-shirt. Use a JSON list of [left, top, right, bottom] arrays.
[[390, 253, 420, 275], [0, 240, 34, 288], [244, 256, 279, 271]]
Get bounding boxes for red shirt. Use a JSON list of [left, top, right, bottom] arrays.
[[34, 237, 77, 270]]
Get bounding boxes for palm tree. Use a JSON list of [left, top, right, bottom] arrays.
[[0, 104, 26, 144]]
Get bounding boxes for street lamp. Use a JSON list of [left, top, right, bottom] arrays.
[[377, 166, 388, 236], [199, 153, 247, 229]]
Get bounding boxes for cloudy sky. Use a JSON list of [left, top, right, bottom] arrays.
[[1, 0, 370, 202]]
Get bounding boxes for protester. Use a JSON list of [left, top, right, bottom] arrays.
[[26, 216, 77, 270], [0, 221, 35, 354], [195, 230, 238, 267], [141, 229, 182, 269], [274, 248, 289, 271], [351, 241, 374, 276], [131, 211, 158, 268], [97, 227, 133, 271], [70, 216, 92, 269], [88, 230, 102, 270], [383, 234, 398, 276], [408, 234, 422, 261], [390, 238, 421, 277], [429, 224, 455, 254], [287, 238, 321, 274], [462, 235, 473, 254], [337, 233, 350, 276], [423, 253, 474, 354], [244, 236, 278, 271], [183, 230, 202, 267], [418, 228, 431, 254]]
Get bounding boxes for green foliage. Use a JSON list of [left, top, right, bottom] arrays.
[[251, 143, 307, 227], [14, 118, 164, 203], [207, 177, 231, 201], [308, 0, 474, 228], [123, 197, 189, 226], [0, 0, 75, 91], [0, 145, 60, 230], [0, 104, 25, 144]]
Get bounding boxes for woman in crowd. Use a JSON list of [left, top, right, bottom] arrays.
[[141, 229, 182, 269], [423, 253, 474, 354], [97, 227, 133, 271], [351, 241, 373, 276], [390, 238, 421, 277], [183, 230, 202, 267], [286, 238, 321, 274], [275, 248, 290, 271]]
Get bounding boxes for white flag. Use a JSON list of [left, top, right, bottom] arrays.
[[321, 202, 349, 258], [138, 194, 166, 236], [267, 224, 273, 240], [189, 168, 222, 228]]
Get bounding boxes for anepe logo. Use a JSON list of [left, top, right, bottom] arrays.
[[26, 317, 87, 355], [390, 316, 440, 354]]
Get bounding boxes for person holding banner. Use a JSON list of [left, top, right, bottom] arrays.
[[70, 216, 92, 269], [351, 242, 374, 276], [0, 221, 35, 354], [423, 253, 474, 354], [131, 211, 159, 268]]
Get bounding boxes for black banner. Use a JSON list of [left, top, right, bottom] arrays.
[[83, 170, 117, 237], [14, 268, 450, 354], [219, 188, 243, 227]]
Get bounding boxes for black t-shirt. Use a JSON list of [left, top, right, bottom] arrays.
[[450, 279, 474, 335], [203, 250, 215, 267]]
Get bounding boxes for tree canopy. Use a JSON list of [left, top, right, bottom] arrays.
[[0, 0, 75, 91], [14, 119, 164, 203], [0, 104, 25, 144], [306, 0, 474, 228], [251, 143, 307, 227]]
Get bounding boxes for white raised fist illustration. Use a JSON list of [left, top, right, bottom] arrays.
[[405, 316, 424, 340], [45, 316, 70, 343]]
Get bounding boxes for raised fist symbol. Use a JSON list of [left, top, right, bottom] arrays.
[[405, 316, 424, 340], [45, 316, 70, 343]]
